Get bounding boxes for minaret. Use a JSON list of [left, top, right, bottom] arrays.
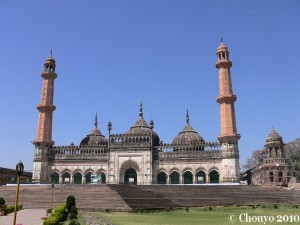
[[32, 50, 57, 183], [33, 50, 57, 147], [215, 40, 240, 144]]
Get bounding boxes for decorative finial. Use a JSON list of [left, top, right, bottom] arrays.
[[150, 119, 154, 129], [107, 121, 112, 131], [95, 113, 98, 128], [186, 109, 190, 124], [220, 36, 223, 44], [50, 49, 53, 58], [139, 102, 143, 118]]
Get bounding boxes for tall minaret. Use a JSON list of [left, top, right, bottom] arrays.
[[215, 40, 240, 144], [32, 50, 57, 183], [33, 50, 57, 147]]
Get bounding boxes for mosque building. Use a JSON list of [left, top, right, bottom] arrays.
[[32, 41, 243, 185]]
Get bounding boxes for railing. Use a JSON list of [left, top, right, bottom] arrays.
[[49, 145, 108, 160]]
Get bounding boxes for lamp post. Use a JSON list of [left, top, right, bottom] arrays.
[[51, 182, 54, 209], [13, 161, 24, 225]]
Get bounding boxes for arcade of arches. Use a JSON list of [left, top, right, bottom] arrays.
[[51, 171, 106, 185], [50, 169, 220, 185], [158, 170, 220, 184]]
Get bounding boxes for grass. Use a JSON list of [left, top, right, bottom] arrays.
[[94, 205, 300, 225]]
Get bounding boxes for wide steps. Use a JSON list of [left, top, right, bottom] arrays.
[[1, 184, 299, 211]]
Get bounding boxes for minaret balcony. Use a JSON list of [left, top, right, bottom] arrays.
[[215, 60, 232, 68], [41, 72, 57, 79], [37, 104, 56, 112], [216, 94, 237, 103]]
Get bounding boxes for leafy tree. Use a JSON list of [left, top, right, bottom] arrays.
[[243, 149, 267, 171]]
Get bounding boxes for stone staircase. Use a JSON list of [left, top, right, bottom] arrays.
[[0, 184, 130, 211], [0, 184, 299, 211], [108, 185, 300, 209]]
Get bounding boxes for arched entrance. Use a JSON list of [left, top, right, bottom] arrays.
[[51, 172, 59, 184], [157, 172, 167, 184], [62, 172, 70, 184], [85, 172, 92, 184], [99, 172, 106, 184], [124, 168, 137, 185], [183, 171, 193, 184], [196, 171, 206, 184], [74, 172, 82, 184], [170, 171, 180, 184], [209, 170, 219, 183]]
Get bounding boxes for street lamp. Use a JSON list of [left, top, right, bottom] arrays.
[[51, 182, 54, 209], [13, 160, 24, 225]]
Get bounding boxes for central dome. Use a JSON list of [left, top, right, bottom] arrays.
[[172, 111, 205, 145], [126, 103, 160, 146], [80, 114, 108, 146]]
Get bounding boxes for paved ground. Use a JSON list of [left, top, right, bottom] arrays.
[[0, 209, 46, 225]]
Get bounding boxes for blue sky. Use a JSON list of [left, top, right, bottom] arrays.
[[0, 1, 299, 172]]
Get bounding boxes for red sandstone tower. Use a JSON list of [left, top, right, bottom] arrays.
[[215, 40, 240, 144], [33, 50, 57, 147], [32, 51, 57, 183]]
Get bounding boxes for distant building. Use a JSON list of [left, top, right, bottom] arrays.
[[32, 42, 242, 185], [242, 129, 291, 186], [0, 167, 32, 185]]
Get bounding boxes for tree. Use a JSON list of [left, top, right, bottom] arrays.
[[243, 149, 267, 171], [285, 138, 300, 181]]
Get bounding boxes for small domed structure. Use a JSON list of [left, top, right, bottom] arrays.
[[266, 128, 283, 143], [126, 103, 160, 146], [172, 110, 205, 145], [80, 114, 108, 146]]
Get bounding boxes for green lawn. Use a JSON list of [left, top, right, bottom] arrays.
[[95, 206, 300, 225]]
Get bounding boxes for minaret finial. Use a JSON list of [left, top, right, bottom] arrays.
[[95, 113, 98, 128], [50, 49, 53, 58], [186, 109, 190, 124], [139, 102, 143, 118]]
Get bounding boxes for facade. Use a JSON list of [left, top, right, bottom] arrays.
[[32, 42, 242, 185]]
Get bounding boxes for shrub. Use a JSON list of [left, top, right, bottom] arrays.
[[105, 208, 111, 213], [54, 204, 66, 214], [4, 206, 14, 215], [69, 213, 77, 220], [69, 219, 81, 225], [0, 197, 5, 206], [70, 206, 78, 215], [66, 195, 76, 213], [43, 215, 60, 225], [185, 207, 189, 212], [208, 206, 213, 210], [273, 204, 278, 209]]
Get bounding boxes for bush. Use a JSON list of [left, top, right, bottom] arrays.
[[54, 204, 68, 221], [66, 195, 76, 213], [69, 219, 81, 225], [185, 207, 189, 212], [69, 213, 77, 220], [70, 206, 78, 215], [43, 215, 60, 225], [208, 206, 213, 210], [105, 208, 111, 213], [0, 197, 5, 206], [273, 204, 278, 209]]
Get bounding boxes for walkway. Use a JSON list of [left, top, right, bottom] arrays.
[[0, 209, 46, 225]]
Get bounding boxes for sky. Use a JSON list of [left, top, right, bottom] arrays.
[[0, 1, 299, 172]]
